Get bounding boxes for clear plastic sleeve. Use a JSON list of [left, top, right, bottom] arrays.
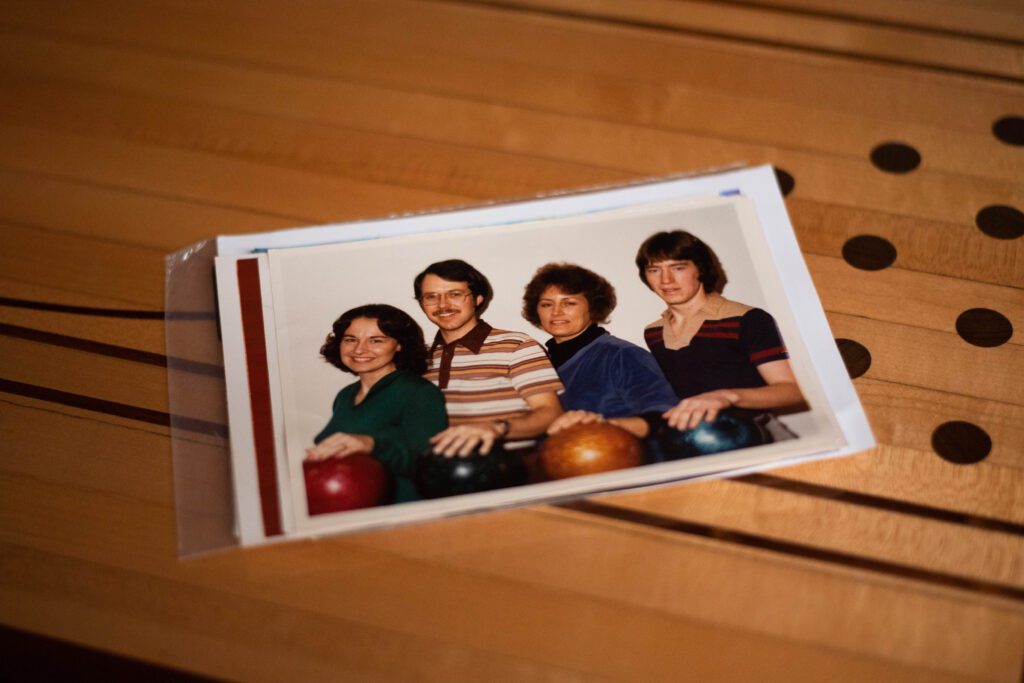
[[165, 238, 237, 556]]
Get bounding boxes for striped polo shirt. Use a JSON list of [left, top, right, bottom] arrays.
[[426, 320, 563, 425], [643, 293, 788, 400]]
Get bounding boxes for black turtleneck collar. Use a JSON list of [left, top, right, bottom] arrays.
[[545, 324, 608, 369]]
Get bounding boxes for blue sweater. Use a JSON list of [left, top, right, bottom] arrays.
[[556, 334, 678, 417]]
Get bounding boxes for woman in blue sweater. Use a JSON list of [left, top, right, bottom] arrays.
[[521, 263, 677, 440]]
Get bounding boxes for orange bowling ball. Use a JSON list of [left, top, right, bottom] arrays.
[[540, 422, 644, 480]]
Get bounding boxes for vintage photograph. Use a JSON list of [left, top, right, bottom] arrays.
[[263, 191, 846, 534], [211, 166, 871, 543]]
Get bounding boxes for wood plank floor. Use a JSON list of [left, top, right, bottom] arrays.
[[1, 0, 1022, 680]]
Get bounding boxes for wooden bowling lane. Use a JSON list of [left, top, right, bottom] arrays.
[[585, 474, 1024, 587], [1, 42, 1021, 266], [455, 0, 1024, 79], [1, 4, 1022, 186], [728, 0, 1024, 43], [0, 123, 467, 234], [1, 402, 1017, 682], [2, 0, 1023, 679], [0, 545, 986, 683], [790, 202, 1024, 289]]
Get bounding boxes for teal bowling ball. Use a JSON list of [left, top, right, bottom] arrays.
[[657, 411, 769, 460]]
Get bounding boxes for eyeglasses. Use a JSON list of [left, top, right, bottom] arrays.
[[419, 290, 472, 307]]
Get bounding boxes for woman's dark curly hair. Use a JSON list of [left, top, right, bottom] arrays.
[[521, 263, 617, 327], [634, 230, 726, 293], [320, 304, 428, 375]]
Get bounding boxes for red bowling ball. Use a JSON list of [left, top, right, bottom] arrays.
[[540, 422, 644, 480], [303, 453, 388, 515]]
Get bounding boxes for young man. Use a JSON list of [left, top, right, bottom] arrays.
[[636, 231, 805, 435], [414, 259, 564, 457]]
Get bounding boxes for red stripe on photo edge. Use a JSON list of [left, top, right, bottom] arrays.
[[750, 346, 787, 362], [237, 259, 283, 538]]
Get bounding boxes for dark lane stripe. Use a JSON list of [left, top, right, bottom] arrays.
[[700, 0, 1023, 47], [560, 499, 1024, 602], [0, 322, 224, 377], [737, 473, 1024, 536], [0, 296, 214, 320], [0, 378, 228, 439], [455, 0, 1024, 84]]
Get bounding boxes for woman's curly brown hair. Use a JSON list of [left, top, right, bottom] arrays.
[[521, 263, 617, 328]]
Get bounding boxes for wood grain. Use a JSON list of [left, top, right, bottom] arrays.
[[1, 405, 1018, 681], [459, 0, 1024, 79], [729, 0, 1024, 42], [1, 0, 1022, 680]]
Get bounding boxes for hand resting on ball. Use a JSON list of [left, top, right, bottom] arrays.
[[429, 423, 503, 458], [547, 410, 604, 434], [305, 432, 375, 461]]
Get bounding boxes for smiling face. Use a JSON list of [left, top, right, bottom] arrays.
[[339, 317, 400, 378], [644, 259, 706, 307], [537, 286, 592, 343], [418, 273, 483, 341]]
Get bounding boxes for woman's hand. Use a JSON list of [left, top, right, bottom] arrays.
[[305, 433, 374, 461], [546, 410, 604, 435], [663, 390, 738, 430]]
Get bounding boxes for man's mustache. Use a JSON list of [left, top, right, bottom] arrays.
[[432, 309, 459, 316]]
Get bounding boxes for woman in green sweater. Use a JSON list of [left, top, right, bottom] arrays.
[[305, 304, 447, 504]]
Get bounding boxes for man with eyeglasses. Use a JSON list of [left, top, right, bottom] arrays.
[[414, 259, 563, 457]]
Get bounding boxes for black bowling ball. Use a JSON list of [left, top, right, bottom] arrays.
[[414, 443, 528, 499], [657, 411, 769, 460]]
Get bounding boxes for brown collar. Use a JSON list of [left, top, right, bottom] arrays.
[[430, 320, 493, 355], [660, 293, 739, 349], [661, 292, 725, 325]]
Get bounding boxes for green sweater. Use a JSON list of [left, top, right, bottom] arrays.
[[314, 370, 447, 503]]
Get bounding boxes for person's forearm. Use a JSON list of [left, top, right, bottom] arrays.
[[730, 382, 805, 411], [504, 405, 563, 439]]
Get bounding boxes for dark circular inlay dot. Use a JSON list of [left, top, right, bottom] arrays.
[[773, 166, 795, 197], [992, 116, 1024, 146], [841, 235, 897, 271], [931, 421, 992, 465], [870, 142, 921, 174], [835, 338, 871, 379], [975, 205, 1024, 240], [955, 308, 1013, 347]]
